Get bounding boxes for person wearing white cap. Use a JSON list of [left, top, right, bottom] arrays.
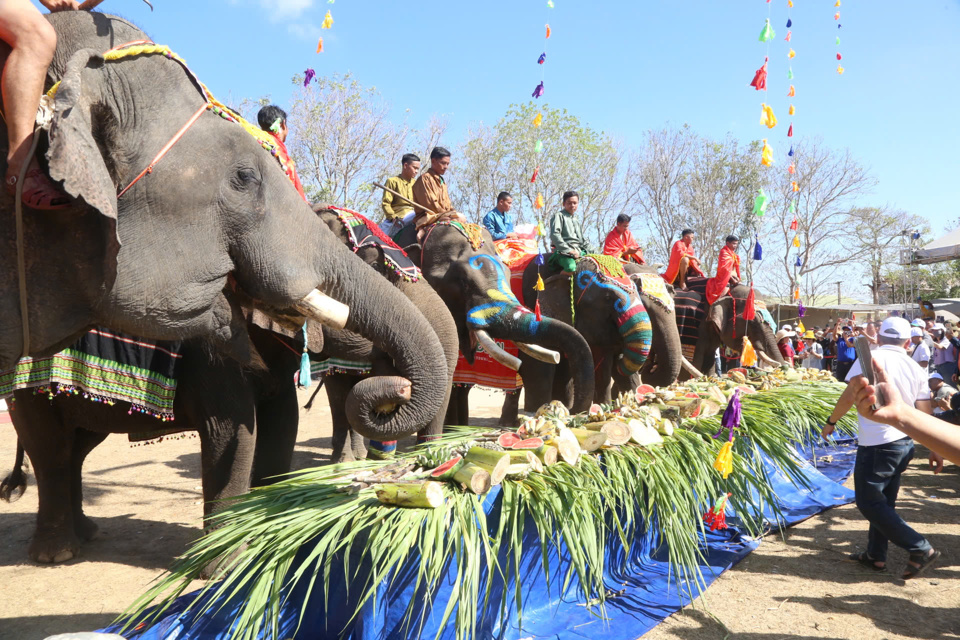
[[908, 327, 931, 372], [931, 323, 958, 382], [822, 316, 942, 579], [928, 373, 957, 416], [775, 328, 796, 366]]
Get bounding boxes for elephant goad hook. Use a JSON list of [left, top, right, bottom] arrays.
[[78, 0, 154, 11]]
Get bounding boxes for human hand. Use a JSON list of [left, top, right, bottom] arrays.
[[40, 0, 79, 11], [571, 250, 581, 258], [930, 451, 944, 474], [850, 361, 907, 427], [821, 422, 836, 439]]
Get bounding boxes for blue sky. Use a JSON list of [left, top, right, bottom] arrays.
[[43, 0, 959, 238]]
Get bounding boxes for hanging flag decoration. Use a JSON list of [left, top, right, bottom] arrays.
[[787, 162, 796, 174], [530, 167, 539, 183], [795, 255, 802, 267], [787, 123, 793, 137], [749, 58, 769, 91], [788, 104, 795, 116], [538, 52, 546, 64], [835, 3, 844, 74], [787, 48, 796, 59], [321, 10, 333, 28], [533, 112, 543, 127], [535, 193, 545, 209], [794, 287, 801, 300], [760, 103, 777, 129], [316, 38, 324, 53], [759, 18, 775, 42], [545, 24, 551, 38], [792, 235, 801, 248], [790, 218, 798, 231], [744, 287, 757, 321], [303, 68, 316, 86], [753, 237, 763, 260], [798, 300, 806, 317], [534, 139, 544, 153], [752, 188, 768, 216], [704, 493, 732, 531], [713, 389, 741, 480], [761, 139, 774, 166], [532, 81, 545, 98]]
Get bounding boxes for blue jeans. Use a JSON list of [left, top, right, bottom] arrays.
[[854, 438, 932, 561]]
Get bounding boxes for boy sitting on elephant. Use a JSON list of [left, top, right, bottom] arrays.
[[548, 190, 588, 275]]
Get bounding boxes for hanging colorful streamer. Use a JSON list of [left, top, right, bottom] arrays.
[[529, 14, 553, 287]]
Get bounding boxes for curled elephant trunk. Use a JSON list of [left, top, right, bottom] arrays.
[[476, 306, 595, 413], [615, 297, 653, 379], [313, 249, 448, 442]]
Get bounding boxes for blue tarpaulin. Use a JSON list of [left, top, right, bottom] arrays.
[[104, 441, 857, 640]]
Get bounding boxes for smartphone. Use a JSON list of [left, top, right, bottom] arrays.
[[854, 335, 885, 408]]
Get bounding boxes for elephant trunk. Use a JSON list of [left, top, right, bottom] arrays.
[[614, 297, 653, 379], [751, 323, 785, 366], [481, 308, 595, 413], [312, 249, 448, 442], [638, 293, 682, 387]]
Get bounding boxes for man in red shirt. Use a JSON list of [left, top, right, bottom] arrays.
[[705, 235, 741, 305], [257, 105, 306, 201], [602, 214, 645, 264], [662, 228, 705, 290]]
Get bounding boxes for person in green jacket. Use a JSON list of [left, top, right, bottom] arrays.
[[548, 191, 588, 274]]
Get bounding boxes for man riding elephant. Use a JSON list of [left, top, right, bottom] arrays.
[[548, 190, 588, 275], [412, 146, 465, 233], [662, 228, 705, 291], [705, 235, 742, 305]]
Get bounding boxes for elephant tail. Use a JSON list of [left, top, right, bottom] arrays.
[[0, 440, 28, 503]]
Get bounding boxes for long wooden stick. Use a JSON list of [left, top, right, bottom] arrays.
[[79, 0, 154, 11], [372, 181, 436, 217]]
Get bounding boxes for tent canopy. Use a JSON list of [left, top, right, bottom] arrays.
[[910, 226, 960, 264]]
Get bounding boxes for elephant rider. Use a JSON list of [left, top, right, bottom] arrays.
[[257, 104, 306, 201], [1, 0, 79, 210], [548, 190, 588, 275], [662, 228, 705, 290], [379, 152, 420, 237], [602, 213, 645, 265], [704, 235, 741, 305], [411, 146, 465, 234], [482, 191, 518, 240]]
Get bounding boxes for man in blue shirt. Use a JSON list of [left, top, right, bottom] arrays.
[[833, 322, 857, 382], [482, 192, 518, 241]]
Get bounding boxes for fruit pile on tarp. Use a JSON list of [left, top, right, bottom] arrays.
[[115, 375, 856, 640]]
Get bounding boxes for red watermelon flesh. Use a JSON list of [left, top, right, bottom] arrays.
[[498, 432, 524, 448], [430, 455, 463, 478], [737, 385, 757, 395], [589, 403, 603, 415], [636, 384, 656, 395], [511, 437, 545, 450], [729, 368, 748, 376]]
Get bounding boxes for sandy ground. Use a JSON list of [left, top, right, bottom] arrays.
[[0, 388, 958, 640]]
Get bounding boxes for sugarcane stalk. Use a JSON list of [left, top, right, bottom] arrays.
[[583, 420, 631, 446], [544, 437, 580, 465], [534, 445, 558, 466], [452, 463, 492, 494], [464, 446, 509, 484], [375, 481, 445, 508], [506, 450, 541, 476], [568, 428, 608, 452]]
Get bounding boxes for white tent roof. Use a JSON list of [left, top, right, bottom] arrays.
[[911, 227, 960, 264]]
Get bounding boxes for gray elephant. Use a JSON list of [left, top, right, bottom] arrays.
[[672, 278, 785, 377], [394, 223, 596, 424], [0, 12, 448, 441], [1, 322, 307, 565], [509, 256, 679, 419], [310, 205, 459, 462]]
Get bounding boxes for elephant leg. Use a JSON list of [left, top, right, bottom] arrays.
[[498, 390, 520, 428], [520, 356, 556, 413], [326, 374, 367, 463], [12, 392, 82, 563], [594, 354, 615, 404], [252, 378, 299, 487], [71, 428, 108, 542], [445, 385, 465, 425]]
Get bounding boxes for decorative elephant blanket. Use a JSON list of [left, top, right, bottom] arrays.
[[0, 328, 181, 420], [328, 206, 421, 282], [674, 278, 710, 361], [452, 340, 523, 391]]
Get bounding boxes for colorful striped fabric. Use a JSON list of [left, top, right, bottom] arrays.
[[452, 341, 523, 391], [0, 329, 181, 420], [674, 278, 709, 362], [311, 358, 372, 378]]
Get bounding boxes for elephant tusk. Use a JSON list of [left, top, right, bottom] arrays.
[[758, 350, 782, 367], [680, 355, 705, 379], [515, 342, 561, 365], [474, 330, 522, 371], [294, 290, 349, 330]]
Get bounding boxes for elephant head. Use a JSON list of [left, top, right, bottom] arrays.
[[0, 15, 446, 441], [399, 224, 596, 414], [706, 285, 785, 370]]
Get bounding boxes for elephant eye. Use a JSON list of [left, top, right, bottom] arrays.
[[235, 167, 260, 187]]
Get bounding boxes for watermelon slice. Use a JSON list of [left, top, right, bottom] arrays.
[[430, 455, 464, 479], [589, 403, 603, 416], [737, 385, 757, 395], [636, 384, 656, 395], [729, 368, 748, 376], [511, 437, 545, 450], [498, 432, 524, 449]]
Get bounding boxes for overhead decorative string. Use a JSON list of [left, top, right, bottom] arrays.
[[530, 5, 553, 321], [784, 0, 803, 308], [835, 0, 844, 74], [316, 8, 334, 53]]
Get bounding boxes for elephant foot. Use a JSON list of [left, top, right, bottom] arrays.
[[74, 513, 99, 541], [29, 531, 81, 564]]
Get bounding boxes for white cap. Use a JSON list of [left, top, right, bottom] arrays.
[[911, 319, 925, 327], [879, 317, 911, 340], [910, 327, 924, 337], [781, 324, 793, 331], [935, 323, 946, 331]]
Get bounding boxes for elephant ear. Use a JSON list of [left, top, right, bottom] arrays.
[[402, 243, 423, 266], [47, 49, 118, 223]]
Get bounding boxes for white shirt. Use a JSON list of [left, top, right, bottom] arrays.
[[846, 345, 931, 447], [801, 341, 823, 369], [911, 341, 931, 368]]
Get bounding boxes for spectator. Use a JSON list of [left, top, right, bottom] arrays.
[[832, 321, 857, 382], [931, 323, 958, 382], [819, 328, 836, 374], [928, 373, 957, 416], [379, 153, 420, 237], [863, 321, 879, 350], [482, 191, 517, 241], [799, 330, 824, 369], [909, 327, 931, 372], [776, 328, 796, 366], [822, 317, 941, 579]]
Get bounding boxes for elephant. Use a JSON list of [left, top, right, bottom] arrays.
[[508, 257, 680, 418], [669, 277, 786, 377], [394, 223, 596, 424], [0, 12, 448, 442], [1, 322, 307, 565], [310, 205, 459, 462]]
